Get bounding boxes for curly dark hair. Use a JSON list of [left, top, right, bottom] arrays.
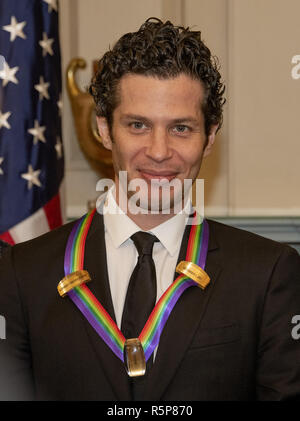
[[89, 17, 225, 136]]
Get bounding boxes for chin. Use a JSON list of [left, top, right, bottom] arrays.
[[128, 188, 186, 215]]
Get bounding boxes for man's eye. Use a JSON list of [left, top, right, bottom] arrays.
[[173, 125, 190, 134], [130, 122, 146, 130]]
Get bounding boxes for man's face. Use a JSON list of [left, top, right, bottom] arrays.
[[97, 73, 217, 212]]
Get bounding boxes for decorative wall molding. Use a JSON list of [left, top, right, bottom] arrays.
[[212, 216, 300, 253]]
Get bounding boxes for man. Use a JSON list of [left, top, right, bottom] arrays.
[[0, 18, 300, 401]]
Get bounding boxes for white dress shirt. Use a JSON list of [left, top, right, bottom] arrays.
[[103, 187, 191, 330]]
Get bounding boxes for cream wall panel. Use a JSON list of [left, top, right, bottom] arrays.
[[161, 0, 184, 26], [76, 0, 162, 89], [184, 0, 229, 216], [60, 0, 98, 219], [228, 0, 300, 215]]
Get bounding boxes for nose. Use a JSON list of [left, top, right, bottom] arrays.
[[145, 128, 173, 162]]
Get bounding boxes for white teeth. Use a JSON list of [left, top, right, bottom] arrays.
[[150, 178, 171, 186]]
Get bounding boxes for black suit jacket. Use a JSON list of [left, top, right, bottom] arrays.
[[0, 213, 300, 401], [0, 240, 10, 258]]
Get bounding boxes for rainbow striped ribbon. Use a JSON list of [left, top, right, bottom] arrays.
[[63, 209, 209, 363]]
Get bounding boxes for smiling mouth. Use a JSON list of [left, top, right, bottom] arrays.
[[138, 170, 179, 182]]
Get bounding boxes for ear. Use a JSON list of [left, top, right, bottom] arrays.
[[96, 116, 113, 151], [203, 124, 218, 158]]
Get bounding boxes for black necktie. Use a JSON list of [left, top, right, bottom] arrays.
[[121, 232, 158, 400], [121, 231, 158, 339]]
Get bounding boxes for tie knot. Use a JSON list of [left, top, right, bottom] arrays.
[[131, 232, 158, 256]]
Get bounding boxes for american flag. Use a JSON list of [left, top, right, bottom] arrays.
[[0, 0, 64, 245]]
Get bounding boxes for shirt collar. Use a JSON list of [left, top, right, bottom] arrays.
[[103, 188, 140, 249], [103, 187, 192, 256]]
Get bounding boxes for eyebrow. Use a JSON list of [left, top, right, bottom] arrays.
[[120, 114, 151, 123], [120, 114, 200, 125], [172, 118, 200, 125]]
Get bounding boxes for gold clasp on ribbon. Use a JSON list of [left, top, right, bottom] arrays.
[[57, 270, 91, 297], [176, 261, 210, 289], [123, 338, 146, 377]]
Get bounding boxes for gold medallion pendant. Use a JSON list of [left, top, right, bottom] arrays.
[[57, 270, 91, 297], [123, 338, 146, 377], [176, 261, 210, 289]]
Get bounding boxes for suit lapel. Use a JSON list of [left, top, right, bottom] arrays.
[[144, 219, 222, 400], [79, 212, 131, 400]]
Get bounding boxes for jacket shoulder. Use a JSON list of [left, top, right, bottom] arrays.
[[13, 218, 78, 256], [207, 218, 298, 260], [0, 239, 10, 258], [11, 211, 104, 270]]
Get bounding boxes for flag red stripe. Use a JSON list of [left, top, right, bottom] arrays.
[[0, 231, 15, 246], [43, 193, 63, 230]]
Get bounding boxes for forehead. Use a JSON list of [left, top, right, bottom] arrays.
[[115, 73, 205, 120]]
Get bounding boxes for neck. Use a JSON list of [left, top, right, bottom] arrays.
[[126, 210, 176, 231], [113, 182, 181, 230]]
